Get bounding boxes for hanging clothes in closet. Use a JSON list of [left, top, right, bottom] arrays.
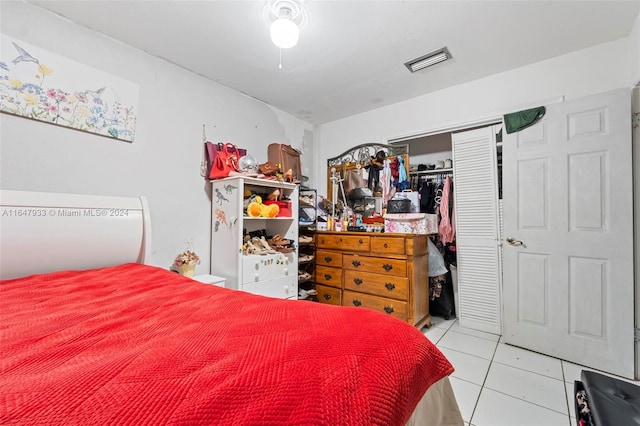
[[416, 174, 445, 215], [439, 176, 455, 244], [380, 158, 394, 205], [411, 171, 457, 319]]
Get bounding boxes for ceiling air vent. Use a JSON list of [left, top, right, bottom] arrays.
[[404, 47, 451, 73]]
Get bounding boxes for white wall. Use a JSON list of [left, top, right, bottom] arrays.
[[314, 35, 633, 192], [0, 1, 313, 275], [630, 13, 640, 85], [403, 133, 453, 169]]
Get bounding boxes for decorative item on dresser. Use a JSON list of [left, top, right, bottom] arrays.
[[298, 188, 317, 300], [315, 230, 431, 328], [210, 176, 299, 299]]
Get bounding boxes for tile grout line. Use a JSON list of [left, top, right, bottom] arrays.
[[561, 362, 573, 425], [466, 330, 500, 426]]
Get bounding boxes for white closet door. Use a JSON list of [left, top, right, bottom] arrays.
[[452, 126, 502, 334], [502, 88, 634, 378]]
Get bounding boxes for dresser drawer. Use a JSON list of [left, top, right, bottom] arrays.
[[317, 234, 370, 252], [371, 236, 405, 255], [316, 284, 342, 306], [344, 270, 408, 300], [343, 290, 408, 322], [316, 250, 343, 267], [316, 265, 342, 288], [342, 254, 407, 277]]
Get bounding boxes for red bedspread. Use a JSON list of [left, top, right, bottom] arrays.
[[1, 263, 453, 425]]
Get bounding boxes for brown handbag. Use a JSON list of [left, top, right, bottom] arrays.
[[267, 143, 301, 179], [259, 161, 278, 176]]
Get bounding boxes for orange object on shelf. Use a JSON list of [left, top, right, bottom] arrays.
[[263, 200, 292, 217]]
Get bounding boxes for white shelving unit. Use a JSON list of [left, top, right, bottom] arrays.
[[210, 176, 299, 299]]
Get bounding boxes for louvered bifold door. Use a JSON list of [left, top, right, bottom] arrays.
[[452, 126, 502, 334]]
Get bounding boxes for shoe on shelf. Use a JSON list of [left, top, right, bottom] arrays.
[[299, 254, 314, 263], [274, 243, 295, 253], [249, 229, 267, 239], [298, 288, 318, 299], [253, 237, 276, 254], [299, 195, 315, 206], [298, 271, 312, 282], [245, 239, 268, 255], [298, 235, 313, 244], [268, 234, 292, 247]]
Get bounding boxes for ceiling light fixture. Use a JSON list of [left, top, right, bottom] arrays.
[[270, 6, 299, 49], [263, 0, 309, 68], [405, 47, 451, 73]]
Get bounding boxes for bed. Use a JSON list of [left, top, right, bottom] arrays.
[[0, 190, 462, 425]]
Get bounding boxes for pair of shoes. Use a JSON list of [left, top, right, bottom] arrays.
[[299, 254, 314, 263], [246, 237, 276, 255], [298, 271, 312, 281], [249, 229, 267, 239], [268, 234, 292, 247], [299, 195, 314, 206], [298, 288, 318, 299], [298, 235, 313, 244], [268, 234, 296, 253]]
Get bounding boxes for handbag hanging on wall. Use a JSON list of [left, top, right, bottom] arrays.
[[209, 142, 242, 179]]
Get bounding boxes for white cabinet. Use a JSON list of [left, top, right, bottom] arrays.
[[210, 176, 299, 299]]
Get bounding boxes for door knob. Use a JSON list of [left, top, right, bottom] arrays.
[[506, 237, 524, 246]]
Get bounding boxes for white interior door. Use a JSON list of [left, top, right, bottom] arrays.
[[452, 126, 502, 335], [502, 88, 634, 379]]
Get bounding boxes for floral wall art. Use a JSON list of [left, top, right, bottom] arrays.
[[0, 34, 139, 142]]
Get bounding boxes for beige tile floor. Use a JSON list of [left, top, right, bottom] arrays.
[[422, 317, 640, 426]]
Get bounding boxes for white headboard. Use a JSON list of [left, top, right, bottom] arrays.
[[0, 190, 151, 280]]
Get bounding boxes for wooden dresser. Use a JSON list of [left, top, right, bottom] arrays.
[[315, 231, 431, 328]]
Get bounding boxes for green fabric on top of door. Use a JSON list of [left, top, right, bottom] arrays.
[[503, 106, 546, 134]]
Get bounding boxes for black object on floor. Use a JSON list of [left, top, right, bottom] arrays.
[[429, 270, 456, 320], [574, 370, 640, 426]]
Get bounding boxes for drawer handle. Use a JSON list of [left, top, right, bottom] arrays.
[[352, 260, 361, 267], [384, 243, 388, 248], [324, 255, 332, 262], [358, 239, 363, 244], [384, 305, 395, 314], [384, 283, 395, 291], [352, 299, 362, 307], [324, 273, 332, 280], [353, 278, 363, 285], [323, 293, 332, 301], [382, 263, 393, 272], [340, 238, 343, 242]]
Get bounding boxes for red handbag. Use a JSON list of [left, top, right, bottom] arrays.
[[203, 142, 247, 180], [209, 142, 241, 179]]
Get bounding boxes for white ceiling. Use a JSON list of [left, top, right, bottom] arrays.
[[30, 1, 640, 125]]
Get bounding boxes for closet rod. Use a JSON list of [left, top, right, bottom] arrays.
[[419, 173, 453, 180], [409, 168, 453, 175]]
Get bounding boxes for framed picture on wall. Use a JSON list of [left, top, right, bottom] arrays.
[[0, 34, 140, 143]]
